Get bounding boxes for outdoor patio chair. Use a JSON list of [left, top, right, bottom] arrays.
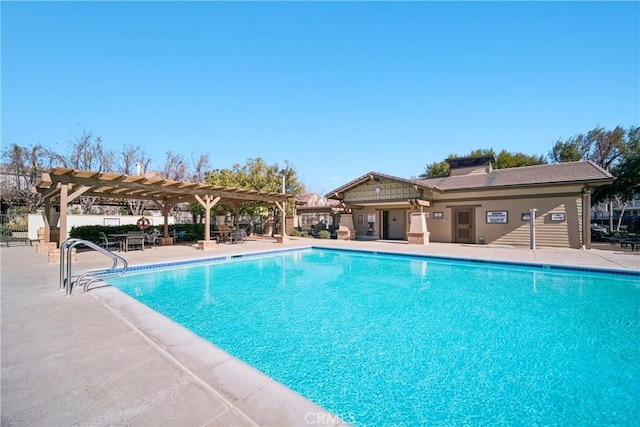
[[145, 229, 159, 249], [229, 229, 247, 244], [100, 232, 122, 252]]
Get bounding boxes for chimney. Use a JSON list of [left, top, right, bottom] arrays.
[[446, 156, 494, 176]]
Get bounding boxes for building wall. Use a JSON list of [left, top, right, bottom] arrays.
[[352, 208, 380, 238], [344, 179, 419, 239], [340, 178, 588, 248], [424, 193, 583, 248]]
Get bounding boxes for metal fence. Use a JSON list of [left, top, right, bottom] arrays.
[[0, 213, 28, 235], [0, 212, 32, 245], [591, 213, 639, 245], [591, 214, 640, 234]]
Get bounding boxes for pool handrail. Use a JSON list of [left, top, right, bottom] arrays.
[[59, 238, 128, 296]]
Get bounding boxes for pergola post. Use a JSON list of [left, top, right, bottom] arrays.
[[43, 199, 51, 243], [195, 195, 220, 250], [35, 198, 58, 255], [274, 201, 288, 243], [204, 199, 211, 241], [58, 183, 69, 248], [153, 201, 173, 245], [233, 206, 240, 230]]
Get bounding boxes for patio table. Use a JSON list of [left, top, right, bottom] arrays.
[[211, 230, 231, 243], [108, 233, 145, 252]]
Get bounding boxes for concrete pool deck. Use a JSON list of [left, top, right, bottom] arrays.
[[2, 238, 638, 425]]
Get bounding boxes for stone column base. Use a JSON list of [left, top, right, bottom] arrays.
[[48, 248, 76, 264], [197, 240, 217, 250], [37, 242, 57, 253], [337, 228, 357, 240], [159, 237, 174, 246], [274, 234, 289, 244], [407, 232, 430, 245], [337, 230, 350, 240]]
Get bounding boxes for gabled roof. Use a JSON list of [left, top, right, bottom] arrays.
[[415, 161, 613, 191], [326, 161, 614, 199], [324, 172, 434, 198]]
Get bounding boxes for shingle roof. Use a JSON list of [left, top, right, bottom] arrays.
[[325, 161, 613, 198], [415, 161, 613, 191]]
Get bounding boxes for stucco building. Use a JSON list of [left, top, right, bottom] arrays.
[[326, 157, 614, 249]]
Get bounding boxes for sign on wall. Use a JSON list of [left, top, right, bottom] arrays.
[[486, 211, 508, 224], [550, 213, 565, 221], [104, 218, 120, 226]]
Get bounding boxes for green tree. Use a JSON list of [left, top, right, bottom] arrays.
[[206, 158, 303, 194], [549, 126, 627, 169], [495, 150, 546, 169], [549, 140, 582, 163], [606, 126, 640, 202], [550, 126, 638, 204], [423, 160, 450, 177], [205, 158, 304, 214]]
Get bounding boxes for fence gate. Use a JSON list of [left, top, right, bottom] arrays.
[[0, 212, 32, 246]]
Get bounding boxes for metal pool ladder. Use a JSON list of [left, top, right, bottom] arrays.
[[59, 238, 128, 296]]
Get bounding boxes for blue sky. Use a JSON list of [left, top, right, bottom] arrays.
[[2, 1, 638, 194]]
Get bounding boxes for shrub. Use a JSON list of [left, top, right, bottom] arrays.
[[69, 224, 140, 243], [317, 230, 331, 239], [69, 223, 207, 243]]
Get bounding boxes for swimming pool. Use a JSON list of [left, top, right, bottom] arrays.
[[107, 248, 640, 426]]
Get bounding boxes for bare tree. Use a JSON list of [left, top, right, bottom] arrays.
[[191, 153, 210, 183], [116, 144, 153, 176], [115, 145, 154, 215], [68, 129, 114, 172], [161, 151, 188, 181], [2, 144, 42, 213], [0, 143, 66, 213], [158, 152, 191, 220], [63, 130, 115, 213]]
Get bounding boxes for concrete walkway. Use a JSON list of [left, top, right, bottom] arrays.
[[1, 239, 638, 426]]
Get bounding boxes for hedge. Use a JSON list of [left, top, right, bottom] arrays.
[[69, 223, 206, 243]]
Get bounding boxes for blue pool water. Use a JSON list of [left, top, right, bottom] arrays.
[[108, 248, 640, 426]]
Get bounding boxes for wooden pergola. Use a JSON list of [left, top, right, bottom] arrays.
[[33, 168, 290, 248]]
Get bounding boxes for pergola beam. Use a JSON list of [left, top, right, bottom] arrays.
[[34, 168, 291, 247]]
